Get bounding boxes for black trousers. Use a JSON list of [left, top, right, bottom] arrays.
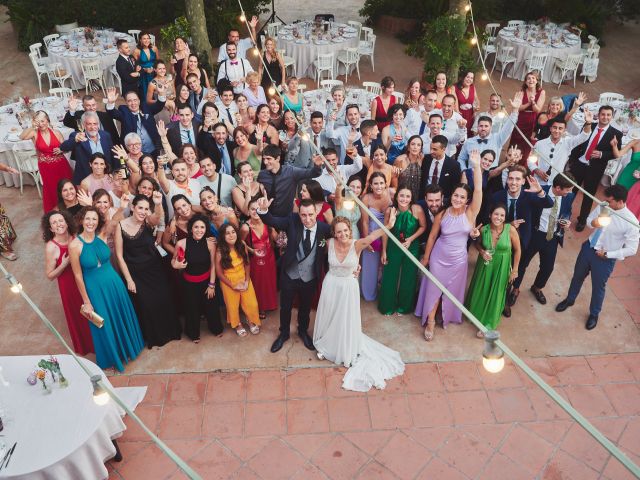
[[181, 278, 223, 340], [568, 159, 607, 224], [279, 274, 317, 336], [513, 229, 560, 290]]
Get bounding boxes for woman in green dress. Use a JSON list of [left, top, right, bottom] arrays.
[[612, 138, 640, 190], [465, 203, 521, 336], [378, 186, 426, 315]]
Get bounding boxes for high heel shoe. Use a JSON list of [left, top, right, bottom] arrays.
[[424, 318, 435, 342]]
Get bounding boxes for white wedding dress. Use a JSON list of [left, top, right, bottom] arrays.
[[313, 239, 405, 392]]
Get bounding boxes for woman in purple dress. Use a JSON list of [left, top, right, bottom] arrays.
[[415, 150, 483, 341]]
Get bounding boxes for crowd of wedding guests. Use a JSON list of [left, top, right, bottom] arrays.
[[1, 20, 638, 375]]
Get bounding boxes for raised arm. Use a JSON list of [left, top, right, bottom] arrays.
[[467, 149, 483, 220], [355, 207, 396, 255]]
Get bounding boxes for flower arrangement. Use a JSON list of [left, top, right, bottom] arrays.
[[36, 369, 51, 393], [84, 27, 95, 42], [624, 99, 640, 121], [38, 356, 69, 388]]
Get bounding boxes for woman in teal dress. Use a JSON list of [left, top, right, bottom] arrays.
[[134, 32, 159, 101], [282, 77, 303, 114], [69, 207, 144, 371], [465, 203, 521, 335], [613, 138, 640, 190], [378, 186, 426, 315]]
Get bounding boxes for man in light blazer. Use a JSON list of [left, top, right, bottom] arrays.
[[289, 111, 332, 168]]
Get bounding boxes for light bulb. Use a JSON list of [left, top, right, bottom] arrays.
[[268, 86, 276, 96], [482, 330, 504, 374], [471, 37, 477, 45], [300, 132, 309, 141], [597, 209, 611, 227], [239, 13, 246, 22], [497, 111, 506, 119], [529, 154, 538, 165], [483, 356, 504, 373], [481, 73, 488, 81], [252, 47, 260, 57], [91, 375, 110, 405], [343, 199, 355, 210], [464, 4, 471, 12], [10, 282, 22, 294]]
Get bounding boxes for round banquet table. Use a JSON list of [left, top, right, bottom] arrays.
[[278, 22, 359, 79], [0, 97, 73, 188], [302, 87, 373, 124], [0, 355, 147, 480], [47, 30, 134, 90], [496, 25, 582, 83]]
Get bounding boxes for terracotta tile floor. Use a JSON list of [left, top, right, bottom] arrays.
[[106, 353, 640, 479]]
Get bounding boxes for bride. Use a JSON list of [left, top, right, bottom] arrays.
[[313, 208, 405, 392]]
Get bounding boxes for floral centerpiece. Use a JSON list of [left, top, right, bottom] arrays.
[[84, 27, 96, 42], [38, 356, 69, 388], [624, 99, 640, 123]]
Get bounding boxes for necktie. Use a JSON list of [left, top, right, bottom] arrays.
[[431, 160, 439, 185], [590, 228, 603, 248], [419, 121, 427, 136], [303, 229, 311, 255], [230, 61, 238, 65], [314, 134, 319, 148], [478, 138, 488, 144], [507, 198, 516, 222], [136, 113, 142, 134], [546, 196, 560, 241], [585, 127, 603, 161], [186, 129, 193, 144], [129, 56, 135, 68], [219, 145, 230, 174], [226, 108, 233, 123]]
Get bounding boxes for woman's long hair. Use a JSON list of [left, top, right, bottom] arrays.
[[218, 224, 249, 270]]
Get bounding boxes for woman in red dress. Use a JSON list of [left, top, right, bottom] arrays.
[[42, 209, 94, 355], [454, 70, 478, 137], [370, 76, 397, 132], [241, 199, 278, 319], [20, 111, 73, 212], [509, 71, 546, 165]]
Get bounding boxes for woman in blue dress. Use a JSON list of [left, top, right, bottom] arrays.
[[69, 206, 144, 371], [133, 32, 159, 101], [381, 104, 408, 164]]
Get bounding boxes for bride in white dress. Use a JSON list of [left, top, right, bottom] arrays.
[[313, 211, 405, 392]]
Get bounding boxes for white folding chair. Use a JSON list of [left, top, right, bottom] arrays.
[[491, 44, 516, 81], [480, 36, 497, 64], [43, 34, 60, 51], [110, 65, 122, 91], [598, 92, 625, 104], [47, 63, 73, 89], [149, 33, 156, 45], [313, 52, 335, 87], [358, 33, 376, 71], [297, 83, 307, 94], [55, 22, 79, 34], [485, 23, 501, 38], [29, 52, 51, 93], [267, 22, 282, 39], [80, 61, 106, 95], [29, 43, 48, 66], [277, 48, 296, 77], [11, 147, 42, 197], [507, 20, 524, 28], [320, 79, 343, 93], [360, 26, 373, 42], [347, 21, 362, 40], [581, 35, 599, 57], [362, 81, 381, 96], [49, 87, 74, 99], [392, 92, 405, 104], [336, 47, 360, 83], [553, 53, 582, 89], [523, 52, 549, 84], [581, 48, 600, 83], [128, 30, 141, 42]]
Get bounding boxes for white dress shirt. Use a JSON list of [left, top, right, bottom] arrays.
[[313, 155, 363, 193], [303, 223, 318, 247], [532, 130, 590, 185], [420, 128, 466, 158], [217, 38, 253, 62], [458, 111, 519, 169], [326, 121, 361, 163], [471, 110, 509, 135], [427, 157, 445, 184], [216, 58, 254, 94], [578, 123, 610, 164], [215, 100, 239, 126], [587, 204, 639, 260]]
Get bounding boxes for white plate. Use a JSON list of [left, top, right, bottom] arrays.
[[344, 27, 356, 33], [295, 39, 309, 44], [49, 41, 63, 47], [7, 134, 20, 142], [342, 33, 357, 38], [332, 38, 345, 43], [314, 40, 329, 45], [65, 51, 79, 57]]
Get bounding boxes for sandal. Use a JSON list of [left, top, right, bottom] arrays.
[[236, 326, 247, 337], [1, 251, 18, 261], [259, 311, 266, 320], [424, 318, 435, 342], [249, 323, 260, 335]]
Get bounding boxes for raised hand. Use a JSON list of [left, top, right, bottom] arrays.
[[112, 144, 128, 159], [387, 207, 397, 230], [610, 137, 618, 148], [506, 145, 522, 165], [584, 109, 594, 124], [312, 154, 324, 167], [242, 175, 252, 188], [470, 223, 483, 240], [77, 189, 92, 206], [575, 91, 587, 106], [256, 195, 273, 211], [75, 131, 87, 143], [250, 16, 259, 28], [156, 119, 167, 137], [524, 175, 543, 193], [510, 91, 524, 110], [469, 149, 481, 169], [457, 118, 467, 128], [152, 190, 163, 205], [106, 87, 118, 104]]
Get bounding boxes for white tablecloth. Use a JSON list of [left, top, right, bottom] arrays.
[[47, 30, 132, 89], [0, 97, 72, 188], [278, 22, 359, 78], [496, 26, 582, 83], [0, 355, 146, 480]]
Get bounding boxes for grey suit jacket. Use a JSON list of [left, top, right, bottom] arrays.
[[289, 130, 332, 168]]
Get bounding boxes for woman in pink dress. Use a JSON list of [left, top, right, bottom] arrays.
[[20, 111, 73, 212], [415, 150, 483, 341], [42, 209, 94, 355], [509, 71, 546, 165], [453, 70, 478, 137]]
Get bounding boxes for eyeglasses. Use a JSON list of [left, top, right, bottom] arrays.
[[128, 142, 142, 147]]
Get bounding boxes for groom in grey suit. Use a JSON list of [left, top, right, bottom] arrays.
[[288, 111, 332, 168]]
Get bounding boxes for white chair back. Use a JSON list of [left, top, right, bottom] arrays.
[[587, 35, 598, 47], [55, 22, 79, 34], [43, 34, 60, 50], [110, 65, 122, 91], [149, 33, 156, 45], [507, 20, 524, 28], [485, 23, 500, 37], [584, 45, 600, 59], [598, 92, 625, 104], [49, 87, 74, 99], [362, 81, 381, 96], [128, 30, 141, 42], [563, 53, 583, 71], [29, 43, 44, 59], [297, 84, 307, 94], [267, 22, 282, 39], [347, 21, 362, 39], [527, 52, 548, 75], [81, 61, 103, 80], [392, 92, 405, 104], [321, 79, 343, 92], [316, 52, 334, 70], [11, 147, 42, 197], [360, 26, 373, 42]]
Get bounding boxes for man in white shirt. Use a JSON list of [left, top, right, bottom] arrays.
[[471, 93, 509, 135], [217, 16, 258, 63], [405, 90, 439, 136], [217, 44, 254, 95], [458, 91, 523, 170], [556, 184, 639, 330], [439, 94, 467, 143], [419, 113, 465, 158], [313, 147, 363, 196], [157, 158, 202, 218], [326, 104, 362, 164], [198, 156, 237, 207], [530, 112, 592, 186]]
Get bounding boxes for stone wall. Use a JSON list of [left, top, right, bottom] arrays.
[[260, 0, 365, 24]]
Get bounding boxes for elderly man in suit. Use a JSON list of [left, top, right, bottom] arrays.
[[105, 87, 166, 155], [59, 111, 116, 185], [257, 196, 331, 353], [63, 94, 121, 144], [567, 105, 623, 231], [419, 134, 462, 200], [167, 105, 201, 153]]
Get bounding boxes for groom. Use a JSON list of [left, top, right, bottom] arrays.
[[257, 196, 330, 353]]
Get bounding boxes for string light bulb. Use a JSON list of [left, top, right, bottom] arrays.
[[343, 187, 356, 210], [268, 86, 276, 96], [6, 274, 22, 294], [239, 12, 246, 22], [91, 375, 109, 405], [597, 207, 611, 227], [482, 330, 504, 373], [528, 153, 538, 165], [481, 72, 488, 81], [252, 47, 260, 57], [470, 36, 478, 45], [497, 110, 506, 119], [464, 4, 471, 12]]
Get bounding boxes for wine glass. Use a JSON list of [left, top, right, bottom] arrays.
[[255, 246, 266, 266], [557, 214, 570, 238], [484, 248, 495, 266]]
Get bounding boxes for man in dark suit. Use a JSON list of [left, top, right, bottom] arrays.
[[257, 196, 331, 353], [166, 105, 201, 154], [508, 173, 575, 307], [115, 39, 141, 97], [567, 105, 623, 231], [417, 184, 444, 244], [63, 94, 120, 144], [419, 134, 462, 200], [491, 165, 554, 252], [197, 121, 236, 175], [348, 119, 380, 183], [59, 111, 116, 185], [105, 87, 166, 155]]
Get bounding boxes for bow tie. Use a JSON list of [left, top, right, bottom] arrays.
[[477, 139, 488, 144], [230, 61, 238, 65]]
